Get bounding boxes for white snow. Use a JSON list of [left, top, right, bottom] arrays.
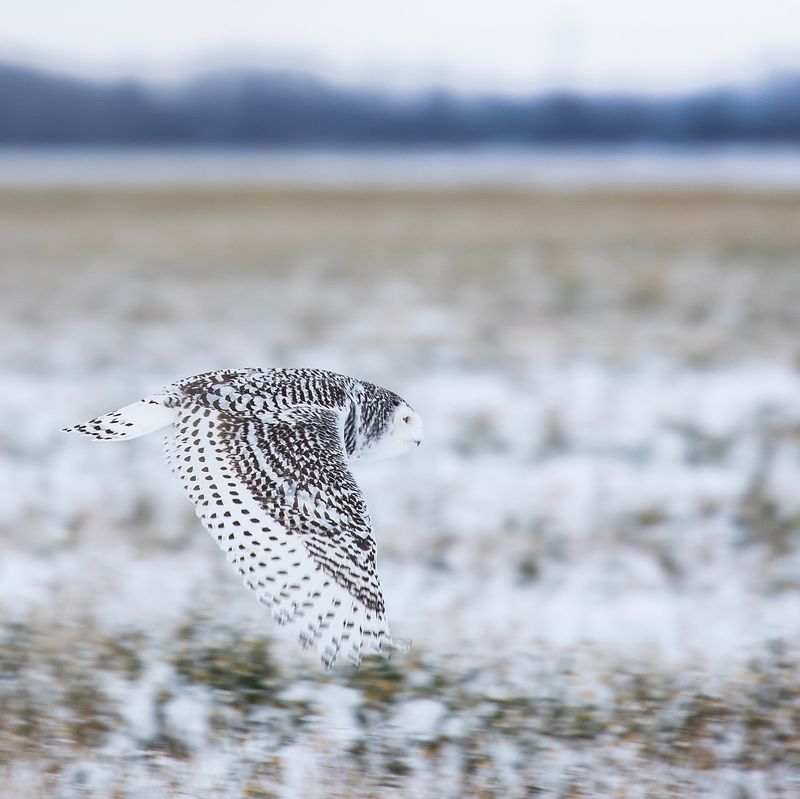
[[2, 184, 800, 796]]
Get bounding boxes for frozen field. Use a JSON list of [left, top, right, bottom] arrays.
[[1, 186, 800, 797]]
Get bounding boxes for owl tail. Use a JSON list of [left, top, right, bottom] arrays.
[[63, 396, 176, 441]]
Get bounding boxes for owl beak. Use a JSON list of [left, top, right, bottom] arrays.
[[413, 438, 422, 447]]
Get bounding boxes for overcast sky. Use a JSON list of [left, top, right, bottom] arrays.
[[2, 0, 799, 92]]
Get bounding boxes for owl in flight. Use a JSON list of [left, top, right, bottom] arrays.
[[64, 368, 423, 669]]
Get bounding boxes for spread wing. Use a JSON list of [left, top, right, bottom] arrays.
[[162, 402, 398, 668]]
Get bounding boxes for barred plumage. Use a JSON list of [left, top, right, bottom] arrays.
[[64, 368, 424, 668]]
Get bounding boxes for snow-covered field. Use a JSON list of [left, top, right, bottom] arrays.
[[1, 186, 800, 797]]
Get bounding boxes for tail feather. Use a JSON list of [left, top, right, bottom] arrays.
[[63, 397, 175, 441]]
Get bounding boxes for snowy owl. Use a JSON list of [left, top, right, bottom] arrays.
[[64, 368, 423, 669]]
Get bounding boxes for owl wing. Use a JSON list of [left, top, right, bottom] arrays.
[[162, 402, 399, 668]]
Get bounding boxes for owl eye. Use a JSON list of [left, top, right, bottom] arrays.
[[402, 415, 411, 424]]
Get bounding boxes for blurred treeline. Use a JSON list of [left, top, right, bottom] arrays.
[[1, 61, 800, 146]]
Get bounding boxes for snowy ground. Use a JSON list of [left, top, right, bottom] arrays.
[[1, 186, 800, 797]]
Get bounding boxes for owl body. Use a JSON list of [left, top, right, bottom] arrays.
[[64, 368, 423, 668]]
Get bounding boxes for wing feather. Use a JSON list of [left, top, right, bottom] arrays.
[[162, 402, 398, 668]]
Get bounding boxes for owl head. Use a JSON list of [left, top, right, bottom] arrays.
[[349, 384, 423, 462]]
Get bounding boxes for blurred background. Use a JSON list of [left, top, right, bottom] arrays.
[[2, 2, 800, 797]]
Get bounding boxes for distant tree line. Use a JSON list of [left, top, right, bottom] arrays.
[[1, 62, 799, 146]]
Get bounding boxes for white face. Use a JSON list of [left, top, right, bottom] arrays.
[[358, 403, 423, 462]]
